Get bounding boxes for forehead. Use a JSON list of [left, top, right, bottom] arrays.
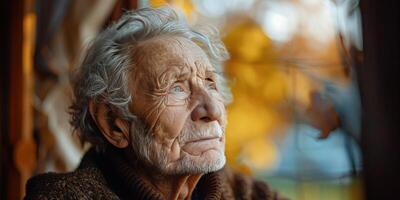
[[134, 36, 214, 76]]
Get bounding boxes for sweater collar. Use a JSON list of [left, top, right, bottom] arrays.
[[89, 147, 223, 200]]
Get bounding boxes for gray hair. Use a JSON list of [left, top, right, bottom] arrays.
[[70, 6, 231, 151]]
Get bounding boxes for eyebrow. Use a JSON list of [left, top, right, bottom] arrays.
[[205, 70, 218, 75], [155, 66, 190, 90], [158, 64, 219, 87], [206, 70, 224, 80], [166, 66, 191, 80], [177, 72, 192, 82]]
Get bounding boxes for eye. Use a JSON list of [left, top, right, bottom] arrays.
[[206, 78, 217, 90], [168, 82, 190, 102], [170, 85, 185, 93], [169, 82, 189, 95]]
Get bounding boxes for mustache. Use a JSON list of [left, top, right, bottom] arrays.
[[178, 122, 224, 144]]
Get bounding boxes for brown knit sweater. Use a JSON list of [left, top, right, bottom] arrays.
[[25, 148, 285, 200]]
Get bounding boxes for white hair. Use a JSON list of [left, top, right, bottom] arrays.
[[69, 6, 231, 151]]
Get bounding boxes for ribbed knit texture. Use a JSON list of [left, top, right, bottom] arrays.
[[25, 148, 286, 200]]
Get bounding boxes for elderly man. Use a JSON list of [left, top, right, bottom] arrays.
[[25, 7, 283, 200]]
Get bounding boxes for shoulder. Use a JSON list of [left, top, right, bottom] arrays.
[[25, 165, 118, 199], [220, 167, 287, 200]]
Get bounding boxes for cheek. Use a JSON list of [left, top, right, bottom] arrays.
[[157, 105, 190, 139], [215, 99, 227, 128]]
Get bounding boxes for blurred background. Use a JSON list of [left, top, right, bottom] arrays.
[[1, 0, 399, 199]]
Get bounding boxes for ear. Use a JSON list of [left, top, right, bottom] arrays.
[[89, 100, 130, 148]]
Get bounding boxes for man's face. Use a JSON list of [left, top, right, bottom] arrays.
[[129, 36, 227, 174]]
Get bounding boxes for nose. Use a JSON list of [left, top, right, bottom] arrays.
[[191, 91, 222, 123]]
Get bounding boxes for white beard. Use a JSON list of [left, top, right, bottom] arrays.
[[129, 117, 226, 175]]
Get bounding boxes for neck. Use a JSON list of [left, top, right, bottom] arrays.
[[149, 173, 202, 200], [122, 149, 202, 200]]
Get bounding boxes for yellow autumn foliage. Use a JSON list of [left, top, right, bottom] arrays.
[[223, 20, 288, 171]]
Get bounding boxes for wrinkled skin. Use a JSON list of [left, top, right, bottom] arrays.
[[128, 36, 227, 199], [90, 35, 228, 199]]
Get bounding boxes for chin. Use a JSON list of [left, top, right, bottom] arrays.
[[160, 149, 226, 175], [177, 149, 226, 175]]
